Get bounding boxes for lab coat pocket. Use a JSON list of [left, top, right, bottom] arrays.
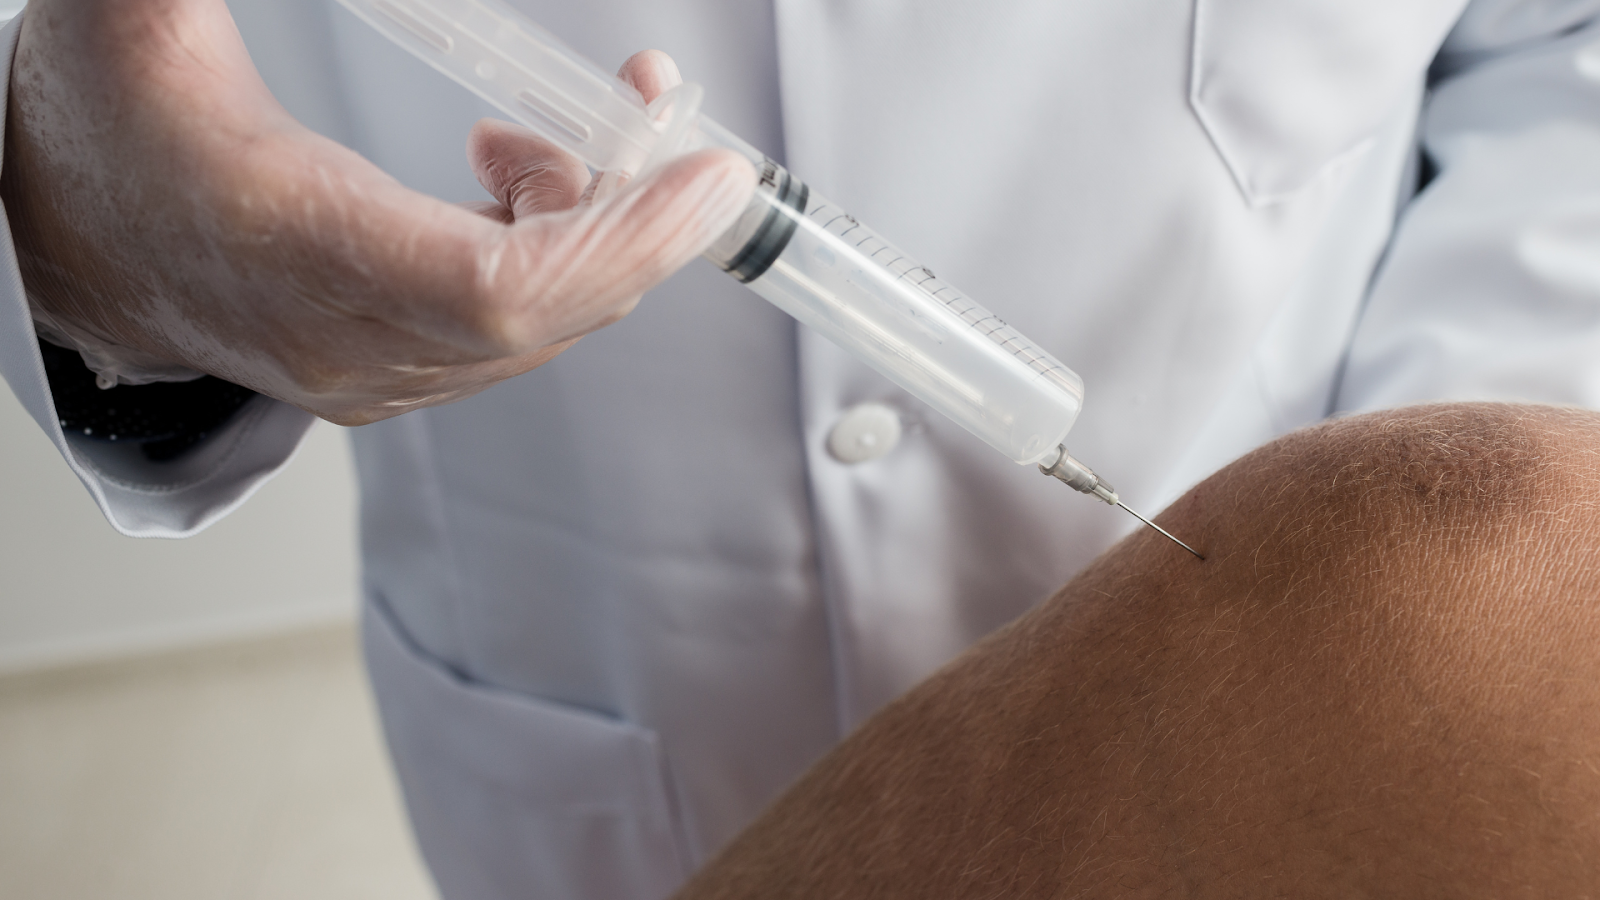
[[1190, 0, 1468, 205], [362, 594, 689, 900]]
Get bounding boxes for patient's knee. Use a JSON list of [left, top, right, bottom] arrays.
[[1026, 402, 1600, 893], [1164, 403, 1600, 702], [678, 404, 1600, 899]]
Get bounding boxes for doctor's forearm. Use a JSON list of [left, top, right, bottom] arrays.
[[1, 0, 754, 426]]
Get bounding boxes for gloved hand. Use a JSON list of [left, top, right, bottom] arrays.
[[1, 0, 755, 424]]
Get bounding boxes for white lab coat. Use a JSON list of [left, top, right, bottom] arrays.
[[4, 1, 1600, 897]]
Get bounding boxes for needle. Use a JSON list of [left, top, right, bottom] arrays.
[[1115, 500, 1205, 560], [1038, 445, 1205, 561]]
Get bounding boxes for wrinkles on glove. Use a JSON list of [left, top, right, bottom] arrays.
[[2, 0, 755, 425], [471, 146, 756, 348]]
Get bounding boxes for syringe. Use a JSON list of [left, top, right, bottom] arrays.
[[335, 0, 1202, 559]]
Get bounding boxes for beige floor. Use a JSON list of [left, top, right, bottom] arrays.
[[0, 624, 438, 900]]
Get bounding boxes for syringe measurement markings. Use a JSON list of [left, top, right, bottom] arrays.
[[920, 282, 1069, 376], [1005, 348, 1049, 372], [803, 200, 1073, 378], [772, 250, 988, 411]]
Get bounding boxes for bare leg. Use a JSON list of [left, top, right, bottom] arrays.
[[677, 403, 1600, 899]]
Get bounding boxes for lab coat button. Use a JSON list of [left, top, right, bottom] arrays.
[[827, 403, 902, 464]]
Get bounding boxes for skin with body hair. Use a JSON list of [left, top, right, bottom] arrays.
[[675, 403, 1600, 899], [1, 0, 754, 423]]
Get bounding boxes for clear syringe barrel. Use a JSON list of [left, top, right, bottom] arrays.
[[335, 0, 1085, 465], [698, 145, 1083, 465]]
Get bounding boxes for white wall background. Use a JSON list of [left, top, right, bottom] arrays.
[[0, 384, 360, 673]]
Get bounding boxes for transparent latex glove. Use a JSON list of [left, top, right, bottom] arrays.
[[1, 0, 755, 424]]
